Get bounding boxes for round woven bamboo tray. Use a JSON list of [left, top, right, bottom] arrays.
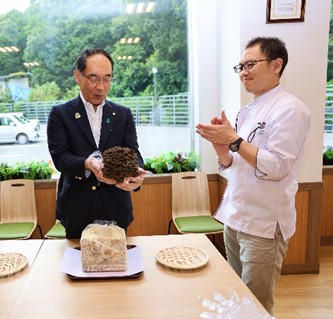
[[0, 252, 28, 278], [156, 246, 208, 270]]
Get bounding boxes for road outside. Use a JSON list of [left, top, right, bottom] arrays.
[[1, 126, 332, 169], [324, 133, 333, 148], [0, 125, 193, 165]]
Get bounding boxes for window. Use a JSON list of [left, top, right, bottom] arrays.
[[0, 0, 191, 165], [325, 3, 333, 150]]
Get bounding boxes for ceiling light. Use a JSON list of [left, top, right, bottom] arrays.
[[126, 3, 135, 14], [137, 2, 145, 13], [0, 46, 20, 53], [125, 2, 155, 14], [146, 2, 155, 13], [23, 62, 39, 67], [117, 56, 134, 61], [4, 46, 14, 52], [119, 37, 141, 44]]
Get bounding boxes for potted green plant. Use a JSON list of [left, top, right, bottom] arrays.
[[0, 163, 23, 180], [323, 147, 333, 165], [144, 151, 199, 174], [0, 161, 54, 181]]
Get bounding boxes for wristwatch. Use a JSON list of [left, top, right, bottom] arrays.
[[229, 137, 244, 152]]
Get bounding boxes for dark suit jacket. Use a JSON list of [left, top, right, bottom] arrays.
[[47, 96, 144, 238]]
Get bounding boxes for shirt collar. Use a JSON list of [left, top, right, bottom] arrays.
[[79, 92, 105, 110], [252, 84, 281, 102], [248, 84, 281, 107]]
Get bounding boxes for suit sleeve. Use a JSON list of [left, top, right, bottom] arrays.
[[47, 104, 87, 177], [123, 108, 144, 169]]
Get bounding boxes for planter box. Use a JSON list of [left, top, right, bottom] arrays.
[[323, 158, 333, 165]]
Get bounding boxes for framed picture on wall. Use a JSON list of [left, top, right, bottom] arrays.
[[266, 0, 306, 23]]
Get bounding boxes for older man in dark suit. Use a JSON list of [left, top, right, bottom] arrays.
[[47, 48, 145, 238]]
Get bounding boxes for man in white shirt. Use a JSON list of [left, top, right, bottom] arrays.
[[196, 37, 311, 315]]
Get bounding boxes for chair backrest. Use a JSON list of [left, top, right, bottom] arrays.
[[171, 171, 211, 219], [0, 179, 37, 224]]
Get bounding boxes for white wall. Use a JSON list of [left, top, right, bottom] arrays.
[[190, 0, 331, 182], [188, 0, 219, 171]]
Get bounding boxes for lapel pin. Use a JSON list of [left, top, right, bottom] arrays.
[[106, 117, 110, 124], [75, 112, 81, 119], [112, 112, 116, 116]]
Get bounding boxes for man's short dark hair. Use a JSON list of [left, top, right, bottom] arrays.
[[76, 48, 114, 73], [246, 37, 288, 77]]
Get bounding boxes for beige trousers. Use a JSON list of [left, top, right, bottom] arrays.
[[223, 224, 289, 316]]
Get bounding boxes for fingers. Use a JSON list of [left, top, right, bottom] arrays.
[[86, 157, 102, 173], [95, 172, 117, 185], [196, 123, 219, 139], [126, 173, 143, 184], [99, 168, 146, 190], [116, 180, 139, 191], [138, 167, 147, 176], [211, 116, 222, 125], [117, 168, 146, 191], [221, 110, 231, 126], [196, 111, 232, 132]]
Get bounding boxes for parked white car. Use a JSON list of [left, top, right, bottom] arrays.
[[0, 112, 40, 144], [11, 112, 41, 131]]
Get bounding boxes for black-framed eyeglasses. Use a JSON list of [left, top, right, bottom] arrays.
[[81, 72, 114, 85], [233, 59, 271, 73]]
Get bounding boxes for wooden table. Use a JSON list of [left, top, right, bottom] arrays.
[[0, 240, 44, 318], [5, 234, 268, 318]]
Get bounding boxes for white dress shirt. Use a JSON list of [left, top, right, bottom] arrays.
[[214, 85, 311, 240], [80, 92, 105, 148]]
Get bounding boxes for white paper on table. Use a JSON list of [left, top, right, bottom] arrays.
[[60, 246, 144, 278]]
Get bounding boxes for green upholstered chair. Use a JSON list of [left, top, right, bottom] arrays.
[[0, 179, 42, 239], [45, 220, 66, 239], [45, 179, 66, 239], [167, 171, 224, 244]]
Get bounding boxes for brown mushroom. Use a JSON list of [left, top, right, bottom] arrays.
[[102, 146, 139, 183]]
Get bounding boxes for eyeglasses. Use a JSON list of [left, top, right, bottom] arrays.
[[233, 59, 271, 73], [81, 72, 114, 85], [247, 122, 266, 143]]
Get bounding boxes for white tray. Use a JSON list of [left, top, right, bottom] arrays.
[[61, 245, 144, 280]]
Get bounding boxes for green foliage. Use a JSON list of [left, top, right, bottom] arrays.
[[0, 88, 13, 103], [327, 1, 333, 81], [324, 148, 333, 160], [323, 147, 333, 165], [0, 161, 54, 181], [63, 86, 80, 100], [29, 82, 61, 101], [0, 10, 28, 76], [0, 0, 188, 99], [13, 101, 23, 111], [144, 151, 199, 174]]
